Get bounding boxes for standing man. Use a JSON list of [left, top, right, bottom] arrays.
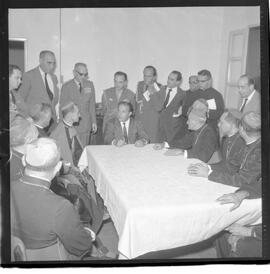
[[9, 65, 28, 121], [191, 69, 224, 129], [157, 71, 186, 143], [238, 74, 260, 114], [18, 50, 59, 133], [60, 63, 97, 147], [181, 75, 200, 117], [135, 65, 163, 143], [102, 71, 135, 132]]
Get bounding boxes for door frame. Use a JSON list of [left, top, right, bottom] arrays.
[[9, 38, 28, 71]]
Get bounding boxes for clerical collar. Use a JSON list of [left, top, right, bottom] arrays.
[[63, 119, 73, 128]]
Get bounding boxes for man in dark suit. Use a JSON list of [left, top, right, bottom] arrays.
[[60, 63, 97, 147], [104, 101, 149, 146], [154, 106, 219, 163], [185, 69, 224, 129], [11, 137, 93, 260], [9, 64, 28, 122], [18, 50, 59, 133], [30, 103, 53, 137], [156, 71, 186, 143], [102, 71, 135, 132], [135, 66, 163, 143], [238, 74, 260, 114], [187, 109, 245, 179]]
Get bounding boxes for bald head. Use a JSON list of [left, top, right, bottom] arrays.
[[10, 115, 38, 148], [39, 50, 56, 74], [240, 111, 261, 139]]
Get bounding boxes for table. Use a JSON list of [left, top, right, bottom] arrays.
[[78, 145, 261, 259]]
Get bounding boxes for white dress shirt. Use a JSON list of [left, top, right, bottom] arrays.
[[39, 66, 54, 95], [239, 90, 256, 110], [165, 86, 178, 107]]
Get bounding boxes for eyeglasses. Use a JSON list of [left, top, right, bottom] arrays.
[[198, 79, 209, 83], [76, 70, 88, 77]]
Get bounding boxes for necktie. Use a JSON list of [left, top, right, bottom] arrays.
[[163, 88, 172, 108], [79, 83, 83, 94], [44, 73, 53, 101], [123, 122, 128, 144], [240, 98, 248, 112]]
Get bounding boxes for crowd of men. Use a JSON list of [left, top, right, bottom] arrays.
[[8, 49, 261, 260]]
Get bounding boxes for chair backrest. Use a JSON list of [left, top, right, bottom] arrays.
[[11, 235, 27, 261]]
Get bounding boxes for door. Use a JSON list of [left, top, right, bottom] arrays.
[[9, 39, 27, 72], [224, 29, 248, 109]]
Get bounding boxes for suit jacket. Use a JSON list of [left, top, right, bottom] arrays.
[[104, 117, 149, 145], [18, 66, 59, 122], [135, 81, 163, 143], [209, 138, 261, 187], [11, 174, 92, 257], [239, 90, 261, 114], [157, 86, 186, 143], [102, 87, 136, 130], [209, 132, 246, 180], [50, 121, 83, 167], [10, 150, 24, 182], [169, 123, 219, 163], [60, 79, 96, 134]]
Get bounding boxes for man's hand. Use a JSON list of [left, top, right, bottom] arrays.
[[114, 139, 126, 147], [164, 149, 184, 156], [216, 190, 249, 211], [227, 234, 243, 252], [153, 143, 165, 150], [134, 140, 145, 147], [187, 162, 209, 178], [226, 223, 252, 237]]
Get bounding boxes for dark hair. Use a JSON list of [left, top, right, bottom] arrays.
[[240, 74, 255, 86], [198, 69, 212, 79], [144, 65, 157, 76], [31, 103, 52, 122], [114, 71, 128, 81], [39, 50, 55, 59], [171, 70, 182, 81], [74, 62, 87, 70], [9, 64, 21, 77], [118, 101, 133, 113]]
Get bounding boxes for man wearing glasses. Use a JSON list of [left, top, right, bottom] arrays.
[[60, 63, 97, 147], [193, 69, 225, 130]]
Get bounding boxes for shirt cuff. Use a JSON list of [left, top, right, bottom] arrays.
[[208, 165, 213, 175], [164, 142, 170, 148]]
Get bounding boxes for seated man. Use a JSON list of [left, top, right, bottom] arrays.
[[104, 101, 150, 147], [154, 102, 218, 163], [50, 102, 83, 167], [11, 137, 93, 260], [9, 115, 39, 181], [187, 109, 246, 179], [30, 103, 53, 137], [215, 177, 262, 258], [187, 111, 261, 187]]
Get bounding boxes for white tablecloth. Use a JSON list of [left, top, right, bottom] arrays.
[[78, 145, 261, 259]]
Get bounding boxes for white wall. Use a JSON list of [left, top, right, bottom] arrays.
[[9, 9, 61, 83], [8, 7, 259, 103]]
